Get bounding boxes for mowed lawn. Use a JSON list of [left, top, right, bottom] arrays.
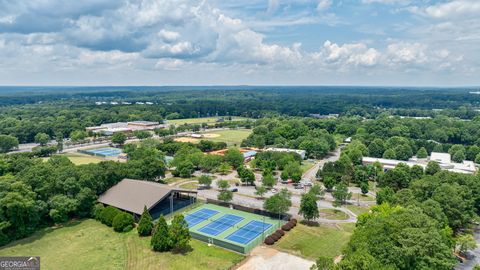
[[44, 153, 104, 165], [0, 219, 243, 270], [200, 129, 252, 146], [275, 223, 355, 260], [167, 116, 250, 126]]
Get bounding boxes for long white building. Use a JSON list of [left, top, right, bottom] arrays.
[[362, 152, 477, 174]]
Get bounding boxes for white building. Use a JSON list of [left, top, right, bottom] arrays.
[[86, 121, 166, 135], [362, 152, 477, 174], [265, 147, 306, 159]]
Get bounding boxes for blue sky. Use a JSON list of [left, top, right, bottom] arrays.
[[0, 0, 478, 86]]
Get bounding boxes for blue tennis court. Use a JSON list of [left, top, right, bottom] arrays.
[[198, 214, 244, 236], [226, 220, 272, 244], [185, 208, 219, 228], [83, 147, 122, 157]]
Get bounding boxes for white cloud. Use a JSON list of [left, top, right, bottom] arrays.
[[317, 0, 332, 12], [409, 0, 480, 18], [361, 0, 411, 4], [316, 40, 380, 67]]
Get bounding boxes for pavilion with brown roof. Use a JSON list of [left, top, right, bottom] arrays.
[[98, 178, 197, 218]]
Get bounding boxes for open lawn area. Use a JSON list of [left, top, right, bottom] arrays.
[[275, 223, 355, 260], [346, 204, 371, 216], [319, 208, 349, 220], [200, 129, 252, 146], [44, 153, 105, 165], [166, 116, 250, 126], [0, 219, 243, 270], [300, 160, 316, 174]]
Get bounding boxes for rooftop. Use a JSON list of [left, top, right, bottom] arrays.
[[98, 179, 196, 215]]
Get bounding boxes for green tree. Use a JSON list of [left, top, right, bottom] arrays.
[[111, 132, 127, 145], [367, 139, 385, 158], [310, 256, 334, 270], [476, 153, 480, 164], [237, 166, 255, 185], [218, 190, 233, 203], [224, 148, 244, 168], [169, 214, 191, 250], [217, 179, 230, 190], [299, 192, 319, 222], [70, 130, 88, 142], [382, 149, 396, 159], [360, 181, 369, 195], [0, 135, 19, 153], [133, 130, 152, 139], [34, 133, 50, 146], [425, 161, 441, 175], [198, 175, 213, 188], [332, 183, 352, 207], [112, 212, 134, 232], [151, 215, 172, 252], [452, 150, 466, 163], [455, 234, 477, 255], [376, 187, 396, 205], [264, 188, 292, 218], [416, 147, 428, 158], [255, 186, 267, 198], [218, 162, 231, 175], [262, 173, 276, 188], [138, 206, 154, 236]]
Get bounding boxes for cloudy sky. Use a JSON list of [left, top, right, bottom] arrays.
[[0, 0, 478, 86]]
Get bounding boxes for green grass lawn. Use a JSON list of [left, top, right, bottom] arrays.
[[43, 153, 105, 165], [300, 160, 316, 174], [179, 181, 199, 190], [166, 117, 250, 126], [351, 193, 376, 202], [0, 219, 243, 270], [319, 209, 349, 220], [346, 204, 371, 216], [275, 223, 355, 260], [200, 129, 252, 146]]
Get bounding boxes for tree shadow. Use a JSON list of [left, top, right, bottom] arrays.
[[300, 220, 320, 227], [171, 244, 193, 255]]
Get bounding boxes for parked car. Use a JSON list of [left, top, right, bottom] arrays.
[[294, 183, 304, 189], [301, 179, 313, 186], [281, 179, 293, 184], [229, 187, 238, 192]]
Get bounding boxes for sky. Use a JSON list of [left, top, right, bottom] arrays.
[[0, 0, 479, 86]]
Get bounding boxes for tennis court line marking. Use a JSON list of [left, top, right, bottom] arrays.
[[198, 214, 244, 236]]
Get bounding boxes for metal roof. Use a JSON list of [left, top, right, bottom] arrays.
[[98, 179, 196, 215]]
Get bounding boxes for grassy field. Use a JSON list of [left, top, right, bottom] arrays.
[[300, 160, 316, 174], [0, 219, 243, 270], [166, 117, 250, 126], [319, 209, 349, 220], [200, 129, 252, 146], [351, 193, 376, 202], [43, 153, 105, 165], [275, 223, 355, 260], [346, 204, 371, 216], [179, 181, 199, 190]]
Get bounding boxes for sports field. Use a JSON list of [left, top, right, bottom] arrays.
[[185, 204, 280, 253], [167, 116, 250, 126], [0, 219, 243, 270], [175, 129, 251, 146]]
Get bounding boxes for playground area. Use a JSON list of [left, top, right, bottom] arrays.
[[184, 204, 280, 254]]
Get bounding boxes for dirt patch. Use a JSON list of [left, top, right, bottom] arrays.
[[202, 133, 221, 138], [236, 246, 314, 270], [174, 137, 200, 143]]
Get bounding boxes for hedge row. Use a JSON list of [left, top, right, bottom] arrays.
[[264, 218, 297, 245], [93, 204, 134, 232]]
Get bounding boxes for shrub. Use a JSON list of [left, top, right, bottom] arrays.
[[112, 212, 135, 232], [151, 215, 172, 252], [281, 224, 291, 231], [92, 203, 105, 220], [101, 206, 121, 226], [290, 218, 297, 224], [270, 233, 280, 241], [138, 206, 154, 236], [274, 231, 283, 239], [264, 236, 275, 245], [276, 229, 285, 236]]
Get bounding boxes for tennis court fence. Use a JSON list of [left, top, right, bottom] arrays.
[[205, 198, 291, 221]]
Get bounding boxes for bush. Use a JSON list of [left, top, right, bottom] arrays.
[[101, 206, 121, 226], [112, 212, 135, 232], [92, 203, 105, 220], [276, 229, 285, 236], [270, 233, 280, 241], [138, 206, 154, 236], [281, 224, 292, 231], [264, 236, 275, 245], [290, 218, 297, 224], [274, 231, 283, 239]]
